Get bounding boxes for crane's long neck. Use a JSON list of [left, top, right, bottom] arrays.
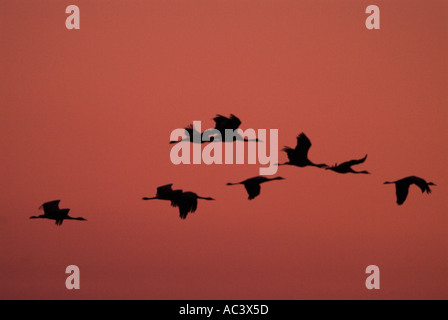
[[197, 196, 214, 200], [353, 170, 370, 174], [267, 177, 283, 181], [142, 197, 157, 200], [66, 216, 86, 221]]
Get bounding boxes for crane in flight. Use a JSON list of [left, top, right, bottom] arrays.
[[30, 200, 86, 226], [384, 176, 436, 205], [227, 176, 285, 200], [325, 154, 370, 174], [279, 133, 327, 168], [143, 184, 215, 219]]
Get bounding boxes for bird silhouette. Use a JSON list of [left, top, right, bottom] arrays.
[[169, 124, 216, 144], [213, 114, 260, 142], [143, 185, 214, 219], [227, 176, 285, 200], [278, 133, 327, 168], [326, 154, 370, 174], [384, 176, 436, 205], [29, 200, 86, 226]]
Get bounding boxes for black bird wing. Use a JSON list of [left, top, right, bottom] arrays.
[[395, 181, 410, 205], [339, 154, 368, 168], [244, 182, 261, 200], [212, 115, 228, 132], [168, 190, 183, 207], [176, 192, 198, 219], [213, 114, 242, 132], [156, 184, 183, 205], [184, 125, 195, 137], [228, 114, 242, 130], [294, 133, 312, 158], [39, 200, 61, 215], [156, 184, 174, 196]]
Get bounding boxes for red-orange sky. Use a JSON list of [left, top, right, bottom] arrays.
[[1, 0, 447, 299]]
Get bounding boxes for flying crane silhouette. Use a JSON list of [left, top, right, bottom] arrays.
[[213, 114, 261, 142], [326, 154, 370, 174], [29, 200, 86, 226], [384, 176, 436, 205], [143, 184, 215, 219], [278, 133, 327, 168], [226, 176, 285, 200]]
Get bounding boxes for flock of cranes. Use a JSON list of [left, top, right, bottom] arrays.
[[30, 114, 436, 224]]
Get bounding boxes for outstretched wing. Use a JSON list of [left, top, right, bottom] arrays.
[[168, 190, 183, 207], [184, 125, 195, 137], [228, 114, 242, 130], [213, 114, 241, 132], [244, 182, 261, 200], [156, 184, 174, 196], [294, 133, 312, 158], [213, 114, 228, 132], [39, 200, 60, 214], [395, 182, 410, 205], [176, 192, 198, 219], [156, 184, 184, 205], [340, 154, 368, 168]]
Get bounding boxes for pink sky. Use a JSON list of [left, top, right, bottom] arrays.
[[0, 0, 447, 299]]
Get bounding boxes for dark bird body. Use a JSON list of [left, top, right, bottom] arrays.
[[227, 176, 285, 200], [30, 200, 86, 226], [279, 133, 327, 168], [326, 154, 370, 174], [384, 176, 436, 205], [143, 184, 214, 219]]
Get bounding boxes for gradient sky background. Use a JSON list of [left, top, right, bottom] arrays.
[[1, 0, 447, 299]]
